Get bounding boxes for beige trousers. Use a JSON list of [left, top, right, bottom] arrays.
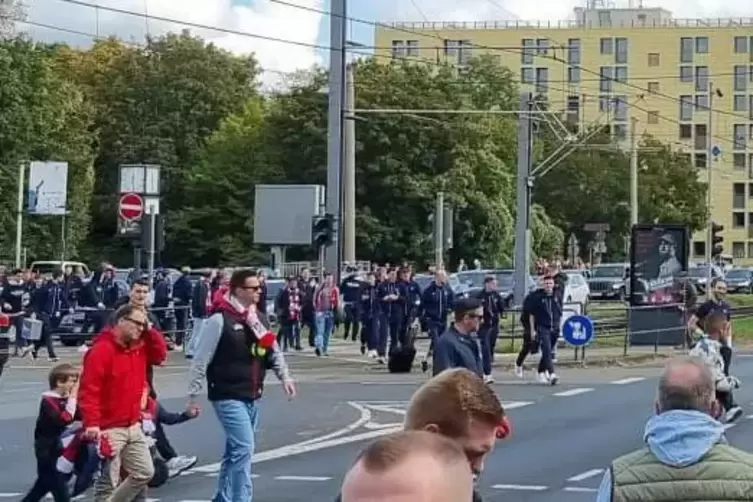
[[93, 423, 154, 502]]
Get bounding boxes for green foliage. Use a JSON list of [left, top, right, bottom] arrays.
[[0, 38, 94, 264]]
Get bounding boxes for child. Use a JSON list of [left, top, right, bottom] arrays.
[[22, 363, 80, 502], [689, 311, 743, 423]]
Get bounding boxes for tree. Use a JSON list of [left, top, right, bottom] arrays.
[[0, 0, 24, 40], [0, 38, 95, 264]]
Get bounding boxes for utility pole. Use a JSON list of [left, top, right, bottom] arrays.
[[15, 162, 25, 269], [434, 192, 445, 270], [629, 117, 639, 226], [513, 93, 534, 305], [325, 0, 347, 283], [342, 63, 356, 265], [705, 80, 716, 284]]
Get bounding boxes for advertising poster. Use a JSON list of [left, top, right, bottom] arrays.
[[27, 161, 69, 215]]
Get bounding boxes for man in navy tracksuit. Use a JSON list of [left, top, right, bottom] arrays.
[[432, 298, 484, 377], [476, 275, 504, 383], [420, 270, 454, 343], [359, 272, 380, 358], [1, 268, 29, 356], [527, 274, 561, 385], [376, 269, 401, 361], [172, 268, 194, 347], [397, 268, 421, 347], [340, 274, 363, 342], [30, 271, 69, 361]]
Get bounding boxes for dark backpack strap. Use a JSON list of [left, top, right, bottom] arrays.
[[609, 462, 615, 502]]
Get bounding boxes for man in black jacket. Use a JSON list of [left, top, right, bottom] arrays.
[[476, 276, 504, 384]]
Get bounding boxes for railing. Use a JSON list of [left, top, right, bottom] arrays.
[[383, 17, 753, 31]]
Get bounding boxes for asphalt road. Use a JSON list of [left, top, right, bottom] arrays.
[[4, 344, 753, 501]]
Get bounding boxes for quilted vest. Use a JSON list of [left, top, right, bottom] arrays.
[[611, 444, 753, 501]]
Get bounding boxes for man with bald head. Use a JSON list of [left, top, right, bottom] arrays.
[[341, 430, 474, 502], [596, 356, 753, 501]]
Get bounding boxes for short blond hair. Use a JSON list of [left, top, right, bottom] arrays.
[[404, 368, 504, 438], [355, 430, 467, 473]]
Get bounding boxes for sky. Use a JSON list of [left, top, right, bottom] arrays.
[[12, 0, 753, 85]]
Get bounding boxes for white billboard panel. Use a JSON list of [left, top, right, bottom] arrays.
[[254, 185, 324, 245], [28, 161, 68, 215]]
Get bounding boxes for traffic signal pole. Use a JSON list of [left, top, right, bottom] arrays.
[[705, 81, 715, 285]]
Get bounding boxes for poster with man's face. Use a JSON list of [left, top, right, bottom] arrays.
[[630, 225, 688, 306]]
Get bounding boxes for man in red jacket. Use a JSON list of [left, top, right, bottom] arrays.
[[79, 304, 167, 502]]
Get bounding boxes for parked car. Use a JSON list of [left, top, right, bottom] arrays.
[[265, 279, 285, 326], [724, 267, 753, 294], [413, 273, 470, 299], [687, 265, 725, 293], [587, 263, 629, 301], [563, 271, 590, 305], [457, 269, 536, 308]]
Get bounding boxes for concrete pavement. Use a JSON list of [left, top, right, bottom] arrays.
[[3, 342, 753, 501]]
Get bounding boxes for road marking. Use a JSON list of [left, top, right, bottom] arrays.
[[554, 388, 593, 397], [274, 475, 332, 481], [0, 494, 22, 498], [723, 423, 736, 430], [491, 484, 548, 491], [564, 487, 599, 493], [567, 468, 604, 482], [360, 381, 417, 385], [610, 377, 646, 385]]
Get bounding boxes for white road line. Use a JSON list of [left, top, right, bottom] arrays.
[[610, 377, 646, 385], [553, 388, 594, 397], [564, 487, 599, 493], [567, 468, 604, 482], [491, 484, 548, 491], [274, 475, 332, 481], [723, 423, 736, 430], [0, 494, 22, 498]]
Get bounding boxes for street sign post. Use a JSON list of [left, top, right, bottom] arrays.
[[118, 193, 144, 221], [562, 314, 594, 347]]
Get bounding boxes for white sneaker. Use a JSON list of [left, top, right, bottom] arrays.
[[538, 372, 549, 384], [725, 406, 743, 424], [549, 373, 559, 385], [515, 365, 524, 378], [166, 455, 197, 478], [174, 344, 183, 352], [367, 350, 377, 358], [483, 374, 495, 384]]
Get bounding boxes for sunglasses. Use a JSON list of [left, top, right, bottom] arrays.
[[241, 285, 261, 291], [125, 317, 148, 331]]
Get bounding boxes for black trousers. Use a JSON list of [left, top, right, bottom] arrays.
[[33, 316, 58, 359], [174, 306, 189, 346], [155, 420, 177, 461], [717, 389, 735, 411], [22, 459, 70, 502], [516, 330, 534, 367], [720, 345, 732, 376], [343, 303, 360, 341]]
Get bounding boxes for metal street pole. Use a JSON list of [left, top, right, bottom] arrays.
[[705, 81, 715, 285], [513, 93, 534, 306], [147, 210, 156, 290], [342, 63, 356, 264], [325, 0, 346, 283], [434, 192, 444, 270], [629, 117, 639, 227], [15, 162, 25, 269]]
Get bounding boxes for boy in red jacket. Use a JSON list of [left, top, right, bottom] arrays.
[[79, 305, 167, 502]]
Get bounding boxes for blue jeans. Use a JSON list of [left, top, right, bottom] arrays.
[[314, 311, 334, 353], [212, 399, 260, 502]]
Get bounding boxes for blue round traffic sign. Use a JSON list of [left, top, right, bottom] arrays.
[[711, 145, 721, 157], [562, 315, 595, 347]]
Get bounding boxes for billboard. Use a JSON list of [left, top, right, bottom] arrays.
[[253, 185, 324, 246], [629, 224, 689, 346], [27, 161, 68, 215]]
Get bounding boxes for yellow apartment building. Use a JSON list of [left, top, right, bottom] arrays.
[[374, 6, 753, 264]]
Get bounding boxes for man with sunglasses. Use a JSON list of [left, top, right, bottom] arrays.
[[432, 298, 484, 377], [79, 304, 168, 502]]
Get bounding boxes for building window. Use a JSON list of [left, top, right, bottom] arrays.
[[693, 241, 706, 257], [695, 36, 709, 54], [458, 40, 472, 64], [735, 36, 748, 53], [750, 96, 753, 120], [615, 66, 628, 83], [680, 37, 693, 63], [648, 53, 660, 67], [695, 94, 709, 111], [748, 242, 753, 258], [735, 153, 747, 170], [600, 66, 613, 92], [734, 65, 747, 92], [750, 154, 753, 178], [749, 183, 753, 199], [695, 66, 708, 92], [535, 67, 549, 93], [568, 38, 581, 65], [568, 66, 580, 83], [734, 94, 748, 111], [615, 37, 628, 64], [734, 183, 746, 209], [614, 96, 628, 122], [391, 40, 405, 58], [444, 40, 458, 57], [405, 40, 419, 56], [735, 124, 747, 150], [599, 95, 612, 112], [600, 38, 613, 55], [695, 153, 707, 168], [694, 124, 708, 150], [566, 96, 580, 125], [647, 111, 659, 124], [733, 212, 745, 228], [598, 10, 612, 27], [537, 39, 549, 55], [647, 81, 660, 93], [521, 67, 534, 84], [680, 95, 693, 121], [613, 124, 627, 140], [733, 242, 746, 259], [679, 124, 692, 139], [680, 66, 693, 82], [521, 38, 534, 64]]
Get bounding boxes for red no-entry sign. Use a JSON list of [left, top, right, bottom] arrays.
[[119, 192, 144, 221]]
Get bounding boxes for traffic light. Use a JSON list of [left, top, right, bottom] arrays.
[[711, 222, 724, 258], [312, 213, 335, 247]]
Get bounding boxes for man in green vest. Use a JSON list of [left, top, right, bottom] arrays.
[[596, 356, 753, 501]]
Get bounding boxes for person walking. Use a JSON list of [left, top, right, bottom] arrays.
[[187, 269, 296, 502], [313, 272, 339, 357]]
